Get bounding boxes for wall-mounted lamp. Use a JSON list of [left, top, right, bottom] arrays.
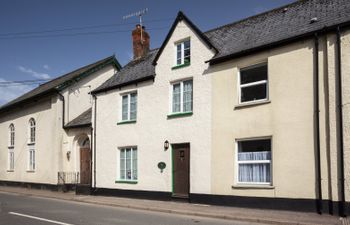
[[66, 151, 71, 161], [164, 140, 169, 151]]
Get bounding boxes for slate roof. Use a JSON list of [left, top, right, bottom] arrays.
[[0, 56, 121, 113], [205, 0, 350, 63], [93, 0, 350, 93], [92, 49, 158, 94], [65, 108, 92, 129]]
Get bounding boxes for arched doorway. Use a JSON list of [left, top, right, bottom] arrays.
[[78, 135, 91, 185]]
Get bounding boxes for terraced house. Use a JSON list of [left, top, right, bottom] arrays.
[[90, 0, 350, 216], [1, 0, 350, 217]]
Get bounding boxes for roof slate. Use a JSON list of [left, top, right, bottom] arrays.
[[90, 0, 350, 93], [65, 108, 92, 129], [204, 0, 350, 62], [92, 49, 158, 93], [0, 56, 120, 112]]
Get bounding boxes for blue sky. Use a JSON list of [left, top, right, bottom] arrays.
[[0, 0, 294, 105]]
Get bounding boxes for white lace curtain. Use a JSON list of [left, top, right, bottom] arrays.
[[238, 151, 271, 183]]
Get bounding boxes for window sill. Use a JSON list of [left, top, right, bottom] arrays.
[[171, 62, 190, 70], [117, 120, 136, 125], [7, 170, 14, 172], [27, 142, 35, 146], [232, 185, 274, 190], [115, 180, 138, 184], [167, 111, 193, 119], [234, 100, 271, 110], [26, 170, 35, 173]]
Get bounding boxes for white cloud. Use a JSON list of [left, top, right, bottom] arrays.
[[18, 66, 50, 79], [0, 78, 35, 106], [43, 64, 50, 70]]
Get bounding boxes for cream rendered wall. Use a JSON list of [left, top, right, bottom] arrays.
[[325, 30, 350, 203], [210, 39, 317, 199], [0, 65, 116, 185], [340, 30, 350, 203], [0, 96, 61, 184], [62, 65, 117, 123], [60, 65, 116, 175], [94, 20, 215, 194]]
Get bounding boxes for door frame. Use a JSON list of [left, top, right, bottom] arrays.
[[171, 143, 190, 197]]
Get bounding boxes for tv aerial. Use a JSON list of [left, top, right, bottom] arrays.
[[123, 8, 148, 43]]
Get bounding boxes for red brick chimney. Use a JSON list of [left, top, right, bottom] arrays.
[[132, 24, 150, 59]]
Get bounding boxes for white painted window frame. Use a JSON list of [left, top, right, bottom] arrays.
[[28, 147, 35, 171], [7, 124, 15, 171], [117, 147, 138, 181], [238, 62, 269, 105], [174, 38, 190, 66], [119, 91, 137, 122], [8, 147, 14, 171], [8, 124, 14, 148], [169, 78, 193, 114], [28, 118, 36, 145], [234, 137, 272, 186]]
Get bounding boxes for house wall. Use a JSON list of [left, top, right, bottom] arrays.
[[209, 29, 350, 204], [0, 96, 61, 184], [94, 20, 215, 194], [62, 65, 117, 123], [0, 64, 116, 186]]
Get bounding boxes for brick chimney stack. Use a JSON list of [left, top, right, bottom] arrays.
[[132, 24, 150, 59]]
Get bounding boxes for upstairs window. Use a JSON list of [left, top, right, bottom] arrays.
[[8, 124, 14, 147], [176, 40, 191, 66], [236, 138, 272, 185], [171, 80, 193, 114], [28, 118, 36, 144], [239, 63, 268, 104], [121, 92, 137, 122]]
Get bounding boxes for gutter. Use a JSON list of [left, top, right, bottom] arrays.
[[93, 95, 97, 190], [57, 92, 66, 129], [314, 33, 322, 214], [336, 26, 346, 217], [91, 75, 155, 95]]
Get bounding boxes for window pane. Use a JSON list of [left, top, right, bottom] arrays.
[[130, 93, 137, 120], [184, 40, 190, 49], [183, 80, 193, 112], [239, 163, 271, 183], [240, 64, 267, 85], [132, 149, 137, 180], [172, 84, 181, 113], [126, 149, 131, 180], [241, 83, 267, 102], [122, 95, 129, 121], [176, 44, 182, 65], [120, 150, 125, 179], [238, 139, 271, 153]]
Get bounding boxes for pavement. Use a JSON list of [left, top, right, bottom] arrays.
[[0, 186, 345, 225]]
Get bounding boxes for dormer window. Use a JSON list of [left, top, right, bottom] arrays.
[[175, 39, 191, 66]]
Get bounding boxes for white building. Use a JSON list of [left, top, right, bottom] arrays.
[[0, 56, 120, 190]]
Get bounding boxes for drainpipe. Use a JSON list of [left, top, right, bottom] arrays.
[[314, 33, 323, 214], [57, 92, 66, 129], [336, 26, 346, 217], [93, 95, 97, 191]]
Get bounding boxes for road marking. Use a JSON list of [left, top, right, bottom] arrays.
[[9, 212, 74, 225]]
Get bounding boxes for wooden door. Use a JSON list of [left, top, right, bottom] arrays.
[[80, 148, 91, 185], [172, 144, 190, 198]]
